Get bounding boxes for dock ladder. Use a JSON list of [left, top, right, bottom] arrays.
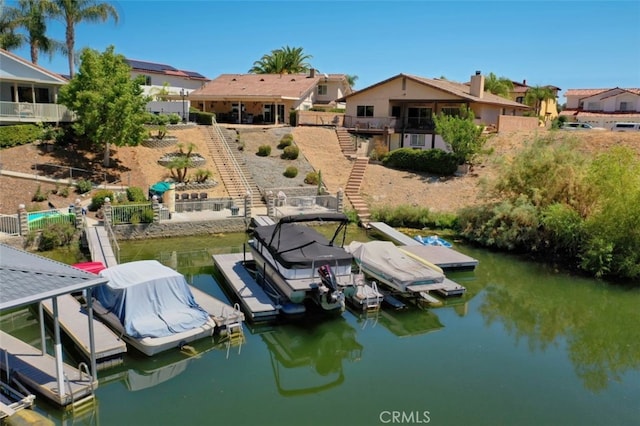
[[365, 281, 382, 312], [65, 363, 98, 418]]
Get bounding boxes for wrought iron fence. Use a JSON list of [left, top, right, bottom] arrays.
[[110, 204, 154, 224], [27, 210, 75, 232], [0, 214, 20, 235]]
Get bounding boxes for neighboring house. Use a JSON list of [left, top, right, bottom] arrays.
[[0, 48, 73, 125], [188, 69, 352, 124], [560, 88, 640, 129], [338, 72, 531, 151], [509, 80, 560, 121], [126, 58, 210, 121]]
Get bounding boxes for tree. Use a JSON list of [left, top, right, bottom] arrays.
[[0, 0, 25, 50], [483, 72, 514, 98], [346, 74, 358, 88], [58, 46, 149, 167], [434, 106, 486, 166], [52, 0, 118, 78], [249, 46, 312, 74], [4, 0, 64, 64], [525, 85, 556, 117]]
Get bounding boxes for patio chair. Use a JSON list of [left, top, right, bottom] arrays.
[[175, 194, 180, 201], [190, 193, 199, 200], [199, 192, 208, 200], [181, 193, 189, 201]]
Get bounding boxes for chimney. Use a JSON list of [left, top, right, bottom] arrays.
[[523, 79, 527, 86], [309, 68, 316, 78], [470, 71, 484, 98]]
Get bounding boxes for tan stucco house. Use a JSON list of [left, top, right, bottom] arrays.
[[509, 80, 560, 121], [187, 70, 352, 124], [338, 72, 530, 151]]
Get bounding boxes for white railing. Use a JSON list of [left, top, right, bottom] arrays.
[[27, 209, 75, 232], [0, 101, 75, 123], [210, 118, 251, 199]]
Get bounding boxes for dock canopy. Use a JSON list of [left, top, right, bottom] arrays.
[[97, 261, 209, 339]]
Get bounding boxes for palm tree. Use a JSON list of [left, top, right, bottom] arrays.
[[525, 86, 557, 117], [483, 72, 514, 98], [52, 0, 118, 77], [346, 74, 358, 88], [249, 46, 312, 74], [4, 0, 64, 64]]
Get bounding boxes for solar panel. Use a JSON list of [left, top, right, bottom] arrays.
[[183, 70, 208, 79], [126, 59, 178, 73]]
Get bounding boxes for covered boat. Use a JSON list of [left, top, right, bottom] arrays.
[[345, 240, 445, 295], [414, 235, 452, 248], [93, 260, 221, 356], [249, 213, 357, 313]]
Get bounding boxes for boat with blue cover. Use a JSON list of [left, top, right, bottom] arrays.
[[414, 235, 452, 248]]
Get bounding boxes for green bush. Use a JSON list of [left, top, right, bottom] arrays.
[[168, 113, 181, 124], [32, 185, 48, 202], [382, 148, 458, 175], [192, 111, 215, 125], [281, 145, 299, 160], [0, 124, 44, 148], [283, 166, 298, 178], [89, 189, 114, 211], [75, 178, 93, 194], [304, 171, 320, 185], [39, 222, 76, 251], [126, 186, 147, 202], [371, 205, 457, 230], [277, 134, 294, 149], [257, 145, 271, 157]]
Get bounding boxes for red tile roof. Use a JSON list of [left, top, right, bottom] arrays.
[[189, 73, 323, 100]]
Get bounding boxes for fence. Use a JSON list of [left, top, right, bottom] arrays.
[[26, 210, 76, 232], [0, 213, 20, 235], [109, 204, 155, 224]]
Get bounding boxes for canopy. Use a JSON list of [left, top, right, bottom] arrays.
[[97, 260, 209, 339], [150, 181, 171, 196]]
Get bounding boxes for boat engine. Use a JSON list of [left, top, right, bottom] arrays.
[[318, 264, 342, 305]]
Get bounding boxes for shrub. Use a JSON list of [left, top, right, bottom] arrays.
[[75, 178, 93, 194], [370, 140, 389, 161], [89, 189, 114, 211], [257, 145, 271, 156], [281, 145, 299, 160], [277, 134, 294, 149], [168, 113, 181, 124], [38, 222, 76, 250], [0, 124, 44, 148], [434, 107, 487, 165], [32, 185, 48, 202], [126, 186, 147, 202], [193, 169, 213, 183], [304, 171, 320, 185], [283, 166, 298, 178], [58, 186, 71, 197], [382, 148, 458, 175]]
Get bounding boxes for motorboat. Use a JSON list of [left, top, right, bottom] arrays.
[[345, 240, 447, 303], [248, 213, 357, 314], [91, 260, 243, 356]]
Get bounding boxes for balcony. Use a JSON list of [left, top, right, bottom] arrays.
[[0, 101, 75, 125]]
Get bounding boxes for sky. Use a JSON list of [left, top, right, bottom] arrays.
[[6, 0, 640, 101]]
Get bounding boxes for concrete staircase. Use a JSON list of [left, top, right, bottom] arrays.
[[336, 127, 357, 157], [344, 156, 371, 226], [204, 125, 266, 209]]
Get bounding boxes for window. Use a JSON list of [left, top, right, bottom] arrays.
[[409, 134, 426, 147], [440, 107, 461, 116], [586, 102, 601, 111], [391, 106, 401, 118], [407, 107, 433, 129], [516, 96, 524, 104], [357, 105, 374, 117], [619, 101, 630, 111], [143, 75, 152, 85], [317, 85, 327, 95]]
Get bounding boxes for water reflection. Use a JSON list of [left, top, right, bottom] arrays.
[[472, 248, 640, 392], [260, 317, 362, 396]]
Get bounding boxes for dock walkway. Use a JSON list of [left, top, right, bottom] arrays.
[[368, 222, 421, 246], [213, 253, 279, 322], [0, 331, 96, 407], [40, 296, 126, 370]]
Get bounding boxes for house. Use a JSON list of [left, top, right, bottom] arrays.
[[338, 72, 531, 151], [125, 58, 210, 121], [560, 88, 640, 129], [0, 48, 73, 125], [187, 69, 352, 124], [509, 80, 560, 121]]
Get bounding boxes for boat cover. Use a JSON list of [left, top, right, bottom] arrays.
[[253, 220, 352, 270], [345, 241, 445, 289], [97, 260, 209, 338]]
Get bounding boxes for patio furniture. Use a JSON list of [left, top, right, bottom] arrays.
[[181, 193, 189, 201], [200, 193, 208, 200], [190, 193, 199, 200]]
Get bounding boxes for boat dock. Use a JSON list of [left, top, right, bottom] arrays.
[[0, 331, 97, 407], [40, 296, 127, 370], [212, 253, 279, 322], [189, 285, 245, 336], [368, 221, 478, 271]]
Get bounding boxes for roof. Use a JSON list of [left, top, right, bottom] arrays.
[[189, 73, 334, 101], [126, 58, 209, 80], [0, 48, 68, 84], [564, 88, 640, 98], [0, 244, 108, 311], [341, 73, 529, 109]]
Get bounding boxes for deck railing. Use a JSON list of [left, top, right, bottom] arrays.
[[0, 101, 75, 123]]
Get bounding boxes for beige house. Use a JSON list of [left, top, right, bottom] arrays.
[[560, 88, 640, 129], [188, 70, 352, 125], [339, 72, 530, 151], [0, 48, 73, 125]]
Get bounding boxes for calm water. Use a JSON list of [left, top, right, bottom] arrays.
[[9, 230, 640, 426]]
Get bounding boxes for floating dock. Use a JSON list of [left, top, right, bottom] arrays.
[[400, 245, 478, 272], [212, 253, 279, 322], [0, 331, 97, 407], [189, 285, 245, 336], [40, 296, 127, 370], [368, 222, 421, 246]]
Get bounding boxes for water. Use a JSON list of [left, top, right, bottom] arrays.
[[10, 231, 640, 425]]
